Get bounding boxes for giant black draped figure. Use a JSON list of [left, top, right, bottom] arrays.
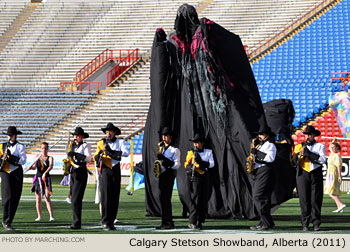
[[143, 4, 268, 219]]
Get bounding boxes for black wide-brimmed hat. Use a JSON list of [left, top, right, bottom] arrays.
[[101, 123, 121, 135], [158, 127, 174, 136], [255, 125, 275, 136], [2, 126, 22, 135], [190, 133, 206, 143], [71, 127, 89, 138], [303, 125, 321, 136]]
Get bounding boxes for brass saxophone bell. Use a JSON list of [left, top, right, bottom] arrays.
[[246, 137, 259, 174], [154, 160, 162, 178], [154, 141, 165, 178], [62, 159, 71, 175]]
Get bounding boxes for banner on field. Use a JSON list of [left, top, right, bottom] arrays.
[[24, 153, 142, 176], [322, 156, 350, 179]]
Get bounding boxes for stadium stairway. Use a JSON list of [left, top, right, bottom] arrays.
[[0, 1, 38, 54], [0, 0, 202, 89], [27, 60, 149, 153]]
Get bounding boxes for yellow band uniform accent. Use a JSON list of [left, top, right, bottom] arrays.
[[184, 150, 204, 175], [294, 143, 310, 172], [94, 140, 113, 169], [0, 143, 10, 174]]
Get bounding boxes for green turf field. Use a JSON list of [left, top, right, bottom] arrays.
[[1, 183, 350, 234]]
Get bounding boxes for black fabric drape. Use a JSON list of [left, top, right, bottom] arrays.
[[144, 13, 268, 219], [143, 32, 180, 216], [263, 99, 296, 205]]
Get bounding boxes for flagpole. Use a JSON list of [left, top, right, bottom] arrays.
[[127, 140, 134, 195]]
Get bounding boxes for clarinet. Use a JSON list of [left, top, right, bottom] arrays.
[[190, 148, 198, 182]]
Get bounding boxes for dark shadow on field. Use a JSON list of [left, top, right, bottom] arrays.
[[273, 215, 350, 223]]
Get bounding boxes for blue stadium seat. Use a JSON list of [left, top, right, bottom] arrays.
[[252, 0, 350, 126]]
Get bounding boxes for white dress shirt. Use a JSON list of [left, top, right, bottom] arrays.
[[107, 138, 129, 167], [197, 149, 215, 169], [254, 140, 277, 169], [72, 142, 92, 169], [161, 145, 181, 172], [8, 142, 27, 173], [305, 142, 327, 172]]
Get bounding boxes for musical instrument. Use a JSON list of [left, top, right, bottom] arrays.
[[94, 138, 107, 204], [246, 137, 259, 174], [0, 142, 9, 171], [190, 149, 198, 182], [154, 141, 164, 177], [291, 142, 306, 174], [184, 149, 205, 180], [62, 132, 73, 176]]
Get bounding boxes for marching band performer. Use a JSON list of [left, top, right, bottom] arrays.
[[0, 126, 27, 231], [293, 125, 326, 231], [29, 142, 54, 222], [156, 127, 180, 229], [249, 126, 277, 231], [94, 123, 129, 231], [184, 133, 214, 230], [68, 127, 92, 229]]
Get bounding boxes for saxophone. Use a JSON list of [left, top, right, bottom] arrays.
[[0, 142, 9, 171], [63, 133, 73, 176], [154, 141, 164, 177], [246, 137, 259, 174]]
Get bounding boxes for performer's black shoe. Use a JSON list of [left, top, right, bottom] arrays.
[[250, 225, 269, 231], [188, 223, 199, 230], [102, 224, 116, 231], [69, 224, 81, 230], [313, 225, 320, 231], [157, 222, 174, 230], [2, 222, 13, 231], [250, 224, 261, 230], [197, 223, 203, 230]]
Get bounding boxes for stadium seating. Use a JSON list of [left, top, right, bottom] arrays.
[[0, 1, 28, 37], [201, 0, 325, 54], [251, 0, 349, 127], [0, 0, 202, 89], [126, 131, 144, 154], [0, 88, 94, 146], [38, 62, 151, 153], [292, 109, 350, 156]]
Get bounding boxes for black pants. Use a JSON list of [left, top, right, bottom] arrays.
[[296, 167, 323, 227], [70, 167, 88, 227], [188, 173, 209, 225], [251, 165, 274, 228], [100, 164, 121, 226], [1, 168, 23, 226], [159, 169, 175, 225]]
